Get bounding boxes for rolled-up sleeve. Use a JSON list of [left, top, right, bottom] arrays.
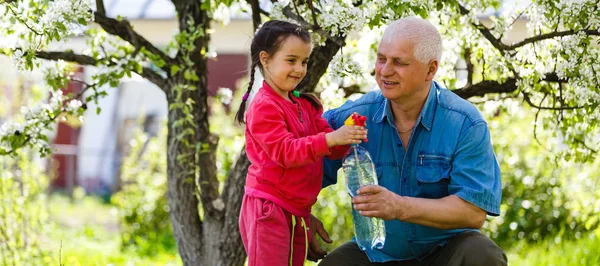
[[449, 121, 502, 216]]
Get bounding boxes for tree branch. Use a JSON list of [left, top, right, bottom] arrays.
[[259, 7, 270, 16], [93, 12, 176, 70], [501, 3, 532, 40], [96, 0, 106, 16], [452, 70, 582, 105], [456, 3, 509, 52], [573, 137, 598, 154], [522, 91, 583, 110], [297, 37, 344, 93], [544, 72, 569, 83], [464, 48, 473, 86], [339, 84, 362, 97], [6, 5, 44, 36], [32, 50, 167, 90], [247, 0, 262, 30], [453, 78, 518, 99], [457, 3, 599, 52], [507, 29, 600, 50], [36, 51, 97, 65], [306, 0, 320, 28]]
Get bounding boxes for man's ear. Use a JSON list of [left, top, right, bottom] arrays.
[[425, 60, 438, 82], [259, 51, 269, 68]]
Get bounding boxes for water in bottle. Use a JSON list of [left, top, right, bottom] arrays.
[[343, 144, 386, 251]]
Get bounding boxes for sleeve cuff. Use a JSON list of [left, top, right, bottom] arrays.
[[453, 188, 500, 216], [314, 132, 331, 157]]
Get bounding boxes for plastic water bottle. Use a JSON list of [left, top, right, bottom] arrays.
[[342, 144, 386, 251]]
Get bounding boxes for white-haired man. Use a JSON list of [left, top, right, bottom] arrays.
[[309, 17, 508, 266]]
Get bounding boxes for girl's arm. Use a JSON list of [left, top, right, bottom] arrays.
[[312, 108, 349, 160], [247, 100, 332, 168]]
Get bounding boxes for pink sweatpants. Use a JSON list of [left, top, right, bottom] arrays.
[[239, 194, 311, 266]]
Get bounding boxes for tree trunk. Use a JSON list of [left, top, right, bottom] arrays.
[[220, 148, 252, 266], [166, 82, 204, 264], [165, 1, 249, 264], [195, 148, 248, 266], [298, 38, 344, 93]]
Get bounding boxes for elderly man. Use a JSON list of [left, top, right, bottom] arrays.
[[309, 17, 508, 266]]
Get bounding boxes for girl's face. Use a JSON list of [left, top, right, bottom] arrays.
[[260, 35, 311, 98]]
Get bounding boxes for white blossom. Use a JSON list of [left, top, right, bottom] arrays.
[[329, 53, 363, 81], [212, 3, 231, 25], [66, 99, 83, 113], [216, 87, 233, 105]]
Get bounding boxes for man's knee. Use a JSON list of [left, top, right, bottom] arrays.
[[446, 232, 507, 266], [318, 242, 371, 266]]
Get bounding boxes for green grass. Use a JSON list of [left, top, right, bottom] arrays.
[[507, 234, 600, 266], [41, 194, 181, 266], [42, 194, 600, 266]]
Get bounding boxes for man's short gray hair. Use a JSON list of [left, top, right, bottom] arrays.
[[381, 16, 442, 64]]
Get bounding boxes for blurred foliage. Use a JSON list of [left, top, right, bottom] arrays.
[[110, 126, 176, 256], [312, 173, 354, 251], [481, 101, 600, 250], [0, 151, 49, 265]]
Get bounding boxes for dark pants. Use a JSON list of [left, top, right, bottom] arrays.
[[318, 231, 507, 266]]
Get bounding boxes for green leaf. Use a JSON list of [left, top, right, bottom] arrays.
[[154, 59, 166, 68], [368, 14, 381, 29], [56, 22, 67, 32], [170, 65, 180, 76], [184, 69, 192, 80], [96, 107, 101, 115], [109, 79, 120, 87]]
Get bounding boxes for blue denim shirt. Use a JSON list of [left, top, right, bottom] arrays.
[[322, 81, 502, 262]]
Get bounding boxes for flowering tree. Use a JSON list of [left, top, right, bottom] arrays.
[[0, 0, 599, 265], [268, 0, 600, 160]]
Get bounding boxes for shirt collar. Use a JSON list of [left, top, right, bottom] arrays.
[[373, 81, 439, 132]]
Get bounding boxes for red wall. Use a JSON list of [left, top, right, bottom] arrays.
[[207, 54, 249, 96], [50, 67, 84, 188]]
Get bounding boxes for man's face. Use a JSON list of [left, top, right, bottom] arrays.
[[375, 38, 432, 102]]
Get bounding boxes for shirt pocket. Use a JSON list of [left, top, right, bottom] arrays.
[[415, 154, 451, 198]]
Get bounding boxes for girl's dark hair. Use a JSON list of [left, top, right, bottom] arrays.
[[235, 20, 322, 124]]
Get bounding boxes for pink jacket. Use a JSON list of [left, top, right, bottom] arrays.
[[244, 81, 348, 216]]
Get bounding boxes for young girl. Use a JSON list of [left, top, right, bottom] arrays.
[[236, 20, 367, 266]]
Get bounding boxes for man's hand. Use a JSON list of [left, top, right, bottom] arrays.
[[307, 214, 332, 262], [352, 185, 405, 221]]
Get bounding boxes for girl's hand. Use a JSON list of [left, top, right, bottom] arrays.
[[325, 125, 367, 147]]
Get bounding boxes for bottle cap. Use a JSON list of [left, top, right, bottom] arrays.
[[344, 113, 368, 142]]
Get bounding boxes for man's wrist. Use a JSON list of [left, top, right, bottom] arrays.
[[394, 195, 410, 221]]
